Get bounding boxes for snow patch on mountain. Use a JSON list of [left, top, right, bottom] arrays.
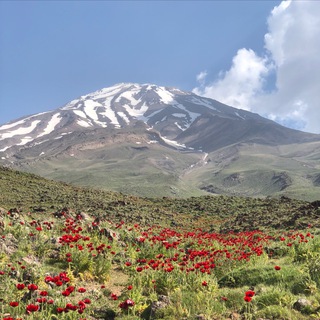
[[77, 119, 92, 128], [0, 120, 41, 139], [123, 102, 148, 121], [99, 104, 120, 128], [84, 100, 102, 121], [120, 90, 140, 107], [160, 134, 187, 150], [17, 136, 34, 146], [155, 86, 176, 104], [37, 113, 61, 138], [174, 104, 200, 124], [0, 146, 10, 152], [189, 97, 218, 111], [73, 110, 87, 118], [117, 112, 130, 124], [235, 112, 246, 120], [0, 119, 27, 131]]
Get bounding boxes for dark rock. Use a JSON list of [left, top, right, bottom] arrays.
[[293, 298, 311, 311]]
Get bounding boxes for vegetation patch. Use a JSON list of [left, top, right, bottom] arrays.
[[1, 166, 320, 319]]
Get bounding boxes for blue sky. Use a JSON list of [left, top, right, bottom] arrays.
[[1, 1, 320, 133]]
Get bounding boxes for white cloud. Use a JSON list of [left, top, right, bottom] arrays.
[[193, 0, 320, 133], [193, 48, 270, 110], [196, 71, 208, 85]]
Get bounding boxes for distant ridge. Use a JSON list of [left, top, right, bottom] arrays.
[[1, 83, 320, 200]]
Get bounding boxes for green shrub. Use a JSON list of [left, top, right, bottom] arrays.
[[255, 305, 297, 320], [255, 288, 293, 308]]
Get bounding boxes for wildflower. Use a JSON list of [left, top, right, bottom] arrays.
[[26, 304, 39, 312], [245, 290, 255, 297], [27, 283, 38, 291], [66, 303, 77, 310], [202, 281, 208, 286], [66, 285, 75, 293], [127, 285, 133, 290], [9, 301, 19, 307], [62, 290, 71, 296], [78, 287, 86, 293], [244, 289, 255, 302], [274, 265, 281, 270], [110, 293, 118, 300], [16, 283, 25, 290], [45, 276, 54, 283], [119, 299, 135, 309]]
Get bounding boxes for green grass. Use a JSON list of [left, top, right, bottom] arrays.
[[2, 165, 320, 319]]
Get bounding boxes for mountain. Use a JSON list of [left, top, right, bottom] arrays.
[[1, 83, 320, 199]]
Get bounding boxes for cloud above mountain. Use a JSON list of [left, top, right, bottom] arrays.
[[193, 0, 320, 133]]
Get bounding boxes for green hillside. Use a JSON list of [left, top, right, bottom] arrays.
[[2, 166, 320, 319], [1, 165, 320, 232]]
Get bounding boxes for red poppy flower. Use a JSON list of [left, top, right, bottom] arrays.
[[66, 285, 75, 293], [78, 287, 86, 293], [244, 296, 252, 302], [27, 283, 38, 291], [62, 290, 70, 296], [83, 298, 91, 304], [56, 307, 65, 313], [16, 283, 25, 290], [110, 293, 118, 300], [119, 299, 135, 309], [45, 276, 54, 283], [274, 265, 281, 270], [9, 301, 19, 307], [245, 290, 255, 297], [26, 304, 39, 312], [66, 303, 77, 310]]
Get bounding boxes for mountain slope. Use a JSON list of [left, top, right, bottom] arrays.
[[1, 83, 320, 199]]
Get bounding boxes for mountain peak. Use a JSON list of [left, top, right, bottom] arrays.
[[1, 82, 320, 199], [0, 83, 319, 157]]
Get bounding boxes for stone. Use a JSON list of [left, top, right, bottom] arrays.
[[293, 298, 312, 311]]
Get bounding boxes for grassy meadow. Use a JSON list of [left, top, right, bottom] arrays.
[[1, 166, 320, 319]]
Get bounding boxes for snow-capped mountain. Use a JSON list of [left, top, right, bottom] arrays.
[[0, 83, 317, 157], [1, 83, 320, 199]]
